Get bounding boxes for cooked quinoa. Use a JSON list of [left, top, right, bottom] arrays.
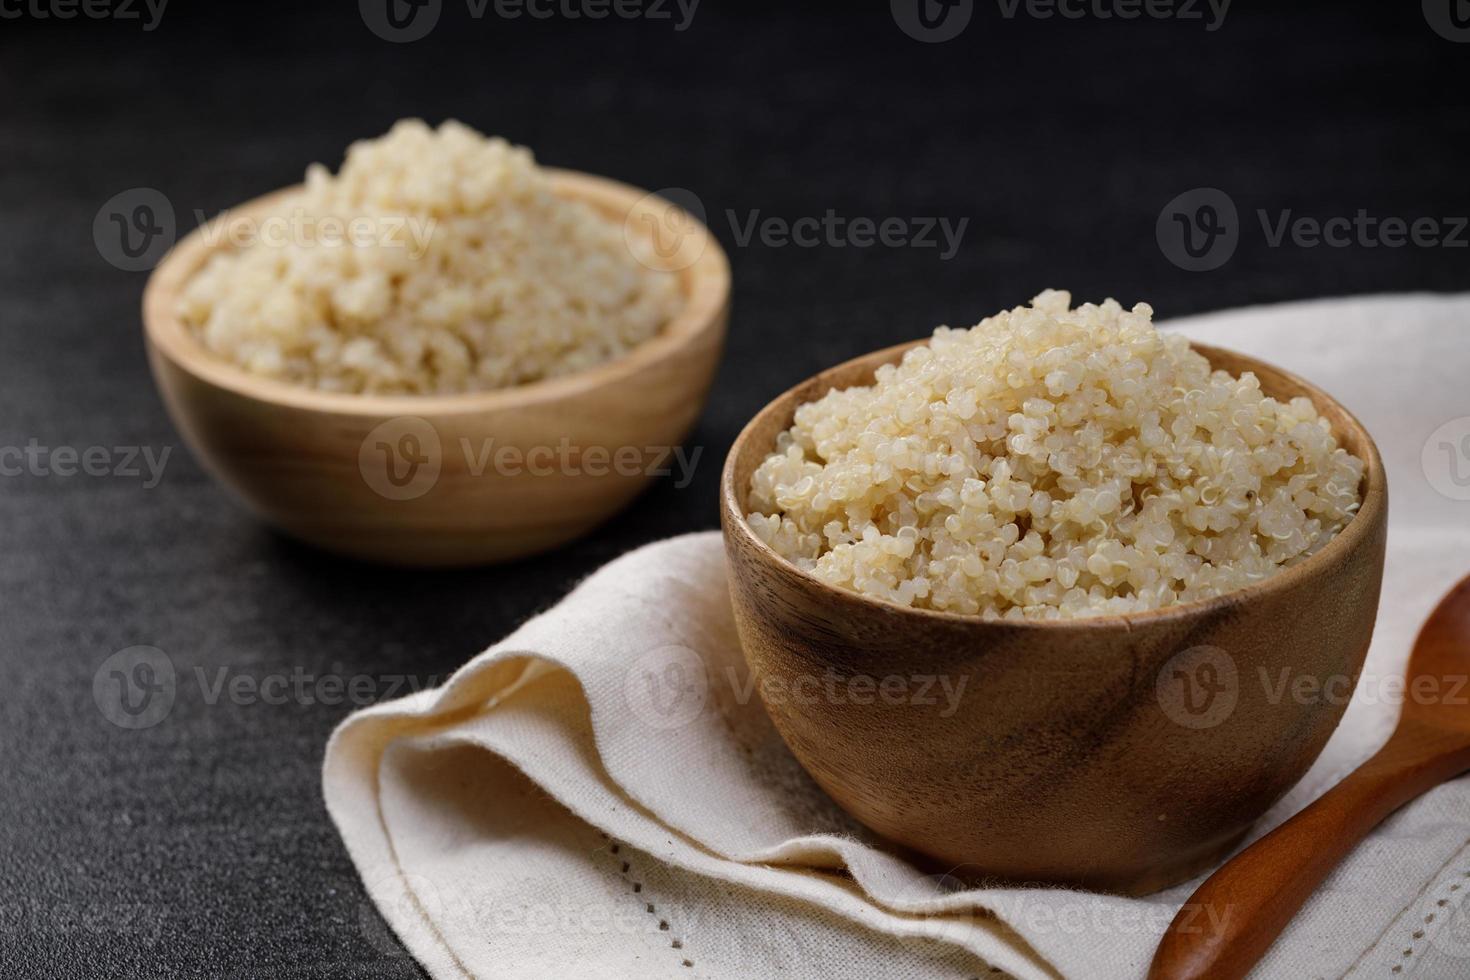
[[178, 119, 683, 394], [746, 291, 1365, 619]]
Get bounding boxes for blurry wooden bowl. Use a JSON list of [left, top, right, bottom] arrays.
[[144, 171, 729, 566], [720, 340, 1387, 895]]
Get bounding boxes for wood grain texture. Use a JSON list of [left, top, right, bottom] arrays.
[[720, 340, 1388, 896], [1148, 574, 1470, 980], [142, 171, 730, 566]]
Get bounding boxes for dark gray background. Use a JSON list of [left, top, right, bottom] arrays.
[[1, 1, 1466, 977]]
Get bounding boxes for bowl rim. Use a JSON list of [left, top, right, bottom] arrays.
[[721, 336, 1388, 630], [141, 168, 731, 417]]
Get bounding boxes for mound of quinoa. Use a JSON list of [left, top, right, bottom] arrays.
[[178, 119, 683, 395], [746, 291, 1365, 619]]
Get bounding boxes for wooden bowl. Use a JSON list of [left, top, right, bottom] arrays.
[[721, 340, 1387, 895], [144, 171, 729, 566]]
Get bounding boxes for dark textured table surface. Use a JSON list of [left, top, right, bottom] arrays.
[[1, 2, 1466, 977]]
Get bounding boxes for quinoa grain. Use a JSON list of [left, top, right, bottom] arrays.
[[178, 119, 683, 395], [746, 291, 1365, 619]]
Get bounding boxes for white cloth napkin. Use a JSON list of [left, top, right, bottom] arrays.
[[324, 293, 1470, 980]]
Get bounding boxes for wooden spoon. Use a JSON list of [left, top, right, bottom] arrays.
[[1149, 572, 1470, 980]]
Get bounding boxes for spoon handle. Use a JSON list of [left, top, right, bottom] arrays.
[[1148, 731, 1470, 980]]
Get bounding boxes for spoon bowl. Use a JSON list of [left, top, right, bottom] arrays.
[[1401, 575, 1470, 736]]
